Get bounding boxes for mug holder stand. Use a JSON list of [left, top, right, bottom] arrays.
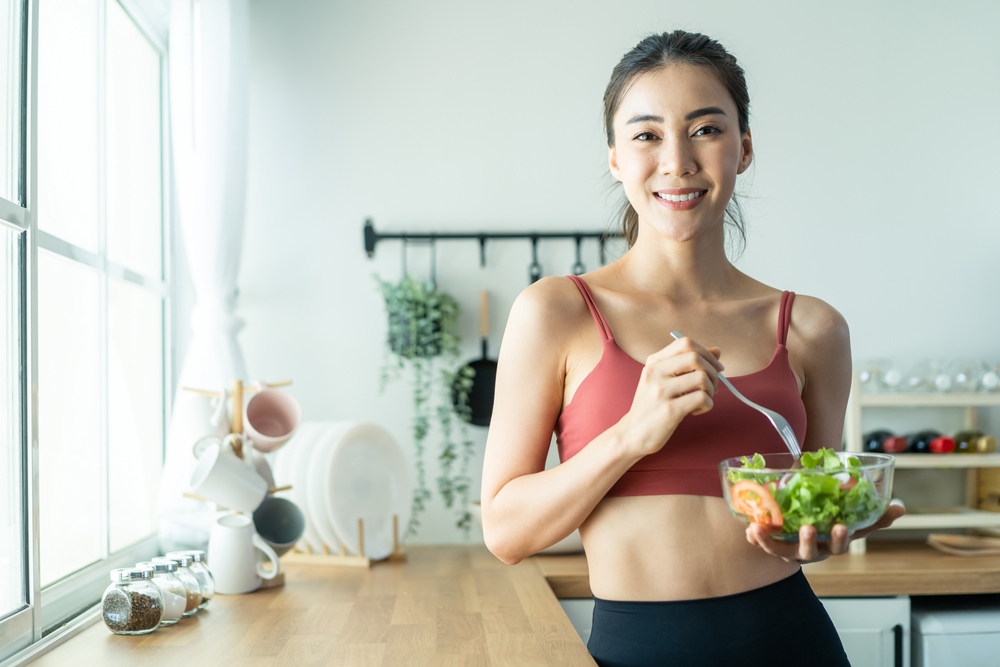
[[282, 515, 408, 568]]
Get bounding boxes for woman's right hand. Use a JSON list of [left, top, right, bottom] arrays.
[[618, 336, 724, 458]]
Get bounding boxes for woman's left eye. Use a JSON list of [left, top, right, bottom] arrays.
[[694, 125, 721, 136]]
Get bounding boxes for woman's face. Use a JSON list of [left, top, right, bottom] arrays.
[[609, 63, 752, 244]]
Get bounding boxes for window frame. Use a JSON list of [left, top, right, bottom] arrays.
[[1, 0, 172, 662]]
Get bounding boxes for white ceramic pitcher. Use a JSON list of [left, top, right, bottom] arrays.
[[207, 513, 280, 594]]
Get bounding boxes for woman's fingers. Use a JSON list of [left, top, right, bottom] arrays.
[[829, 524, 850, 555], [649, 350, 721, 394], [649, 336, 725, 373], [746, 524, 836, 564]]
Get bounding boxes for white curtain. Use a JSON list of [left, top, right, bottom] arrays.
[[157, 0, 251, 551]]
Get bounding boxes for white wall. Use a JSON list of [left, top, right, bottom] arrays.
[[172, 0, 1000, 544]]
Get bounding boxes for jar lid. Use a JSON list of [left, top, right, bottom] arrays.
[[134, 562, 157, 575], [110, 567, 151, 583], [161, 553, 194, 567], [151, 556, 184, 570], [166, 550, 204, 563], [139, 559, 176, 574]]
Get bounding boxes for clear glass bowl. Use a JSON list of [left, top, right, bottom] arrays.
[[718, 452, 895, 542]]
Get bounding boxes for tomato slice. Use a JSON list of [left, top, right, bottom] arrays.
[[731, 480, 783, 531]]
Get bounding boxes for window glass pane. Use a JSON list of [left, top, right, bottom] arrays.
[[106, 1, 162, 279], [0, 0, 22, 204], [108, 278, 162, 552], [38, 250, 102, 586], [37, 0, 99, 252], [0, 226, 23, 617]]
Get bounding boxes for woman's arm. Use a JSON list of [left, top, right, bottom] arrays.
[[480, 278, 644, 565], [481, 277, 722, 565]]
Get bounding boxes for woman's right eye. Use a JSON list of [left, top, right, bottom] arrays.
[[633, 131, 659, 142]]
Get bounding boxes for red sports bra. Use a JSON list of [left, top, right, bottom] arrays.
[[554, 275, 808, 498]]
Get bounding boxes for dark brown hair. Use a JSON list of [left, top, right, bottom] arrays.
[[603, 30, 750, 253]]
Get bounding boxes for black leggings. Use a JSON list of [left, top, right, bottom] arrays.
[[587, 569, 851, 667]]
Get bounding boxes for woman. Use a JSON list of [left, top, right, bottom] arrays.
[[480, 30, 905, 666]]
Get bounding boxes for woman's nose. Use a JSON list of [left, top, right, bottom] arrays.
[[658, 137, 697, 176]]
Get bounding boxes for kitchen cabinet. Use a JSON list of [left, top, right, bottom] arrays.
[[844, 370, 1000, 554], [821, 596, 909, 667]]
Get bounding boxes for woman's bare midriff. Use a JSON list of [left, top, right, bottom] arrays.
[[579, 494, 800, 601]]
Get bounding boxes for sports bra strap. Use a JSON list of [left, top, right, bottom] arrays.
[[566, 275, 613, 341], [777, 291, 796, 346]]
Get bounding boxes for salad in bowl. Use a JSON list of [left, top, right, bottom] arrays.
[[719, 448, 894, 541]]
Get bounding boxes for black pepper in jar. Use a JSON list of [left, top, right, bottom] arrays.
[[102, 568, 164, 635]]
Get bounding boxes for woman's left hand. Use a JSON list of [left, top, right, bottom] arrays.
[[746, 499, 906, 564]]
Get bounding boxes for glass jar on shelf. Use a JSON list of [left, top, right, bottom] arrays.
[[102, 568, 164, 635], [900, 360, 952, 393], [166, 550, 214, 610], [856, 358, 904, 393], [136, 560, 187, 625], [946, 359, 979, 393], [153, 555, 202, 616], [976, 361, 1000, 392]]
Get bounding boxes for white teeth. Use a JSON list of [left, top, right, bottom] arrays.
[[656, 190, 705, 202]]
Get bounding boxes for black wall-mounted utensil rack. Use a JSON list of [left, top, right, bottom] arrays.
[[363, 218, 625, 268]]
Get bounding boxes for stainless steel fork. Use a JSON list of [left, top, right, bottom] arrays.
[[670, 330, 802, 459]]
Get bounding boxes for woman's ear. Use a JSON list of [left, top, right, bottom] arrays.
[[737, 129, 753, 174], [608, 146, 623, 182]]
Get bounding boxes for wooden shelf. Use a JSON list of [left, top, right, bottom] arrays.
[[885, 506, 1000, 530], [890, 453, 1000, 468], [859, 392, 1000, 407]]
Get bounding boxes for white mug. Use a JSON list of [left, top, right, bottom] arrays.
[[207, 513, 280, 594], [189, 435, 268, 514]]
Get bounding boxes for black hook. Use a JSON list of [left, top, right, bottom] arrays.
[[572, 235, 585, 275], [599, 236, 607, 266], [529, 235, 542, 284], [401, 237, 408, 277], [479, 235, 487, 268]]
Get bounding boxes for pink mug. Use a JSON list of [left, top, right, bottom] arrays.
[[243, 380, 302, 452]]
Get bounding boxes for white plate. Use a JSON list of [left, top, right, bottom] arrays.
[[283, 422, 326, 553], [306, 422, 354, 553], [326, 422, 411, 560]]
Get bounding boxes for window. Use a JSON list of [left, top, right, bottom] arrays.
[[36, 0, 166, 616], [0, 0, 27, 661], [1, 0, 170, 660]]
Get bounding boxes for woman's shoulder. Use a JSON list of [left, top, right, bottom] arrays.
[[510, 275, 594, 324], [786, 292, 850, 349]]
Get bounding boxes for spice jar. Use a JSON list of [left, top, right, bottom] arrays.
[[102, 568, 164, 635], [166, 550, 215, 609], [136, 560, 186, 625], [153, 556, 202, 616]]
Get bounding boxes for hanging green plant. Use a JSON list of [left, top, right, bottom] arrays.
[[375, 273, 476, 539]]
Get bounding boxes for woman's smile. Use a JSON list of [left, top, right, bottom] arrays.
[[653, 188, 708, 210]]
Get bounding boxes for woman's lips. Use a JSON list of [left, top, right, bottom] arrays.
[[654, 189, 707, 211]]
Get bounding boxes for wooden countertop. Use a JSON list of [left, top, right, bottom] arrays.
[[27, 541, 1000, 666], [29, 545, 595, 667], [535, 540, 1000, 598]]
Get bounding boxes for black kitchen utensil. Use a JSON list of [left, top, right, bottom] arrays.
[[529, 236, 542, 284], [572, 235, 585, 275], [453, 291, 498, 427]]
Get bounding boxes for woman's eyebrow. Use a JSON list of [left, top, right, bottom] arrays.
[[625, 107, 727, 125]]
